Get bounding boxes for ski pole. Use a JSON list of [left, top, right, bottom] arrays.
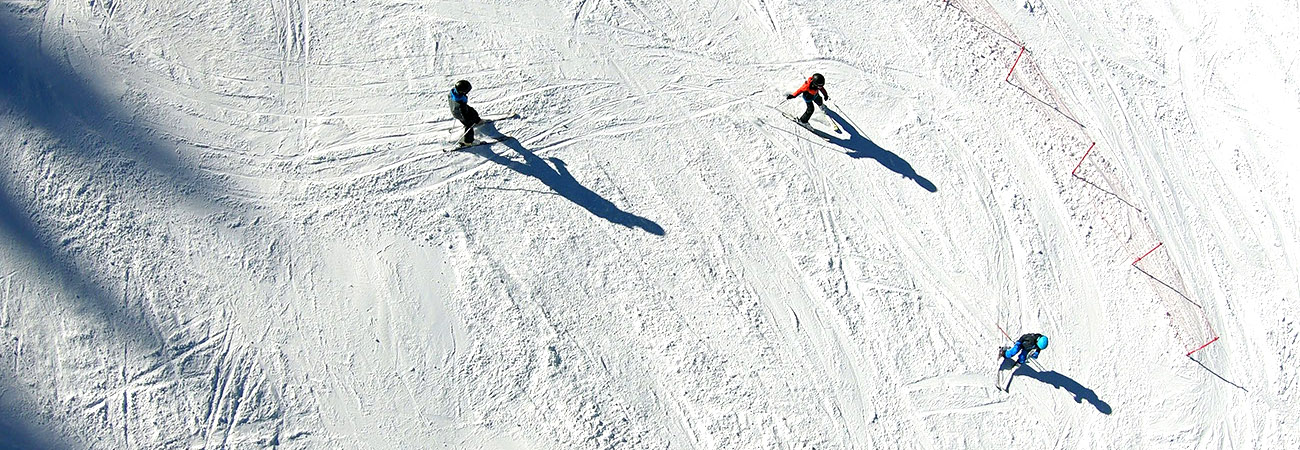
[[452, 117, 490, 144], [996, 324, 1013, 342], [1027, 358, 1047, 372], [827, 100, 859, 132], [453, 123, 475, 144], [822, 104, 840, 132], [817, 99, 840, 132]]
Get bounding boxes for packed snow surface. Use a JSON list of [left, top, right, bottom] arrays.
[[1, 0, 1298, 448]]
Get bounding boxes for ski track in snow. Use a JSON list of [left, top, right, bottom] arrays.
[[0, 0, 1297, 448]]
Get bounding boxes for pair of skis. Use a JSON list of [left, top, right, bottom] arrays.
[[780, 110, 841, 135], [997, 350, 1045, 392], [776, 95, 841, 134], [449, 135, 515, 151], [445, 113, 521, 152]]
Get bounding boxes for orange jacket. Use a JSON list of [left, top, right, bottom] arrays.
[[792, 76, 827, 97]]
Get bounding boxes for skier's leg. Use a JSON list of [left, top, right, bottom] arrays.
[[463, 123, 475, 144], [458, 118, 476, 144], [799, 99, 814, 123], [814, 95, 840, 131], [1003, 343, 1020, 359]]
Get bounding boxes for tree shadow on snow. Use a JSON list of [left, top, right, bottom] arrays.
[[0, 10, 216, 193], [1013, 364, 1113, 415], [0, 9, 280, 448], [0, 9, 195, 349], [465, 126, 665, 236], [0, 183, 161, 350], [807, 108, 938, 193], [0, 377, 82, 450]]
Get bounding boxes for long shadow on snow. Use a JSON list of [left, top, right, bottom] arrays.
[[465, 130, 665, 236], [1010, 363, 1113, 415], [0, 177, 161, 349], [0, 10, 213, 190], [810, 108, 937, 193], [0, 9, 220, 347]]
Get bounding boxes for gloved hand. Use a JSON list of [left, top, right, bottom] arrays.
[[785, 94, 795, 100], [1030, 350, 1040, 359], [823, 92, 830, 100]]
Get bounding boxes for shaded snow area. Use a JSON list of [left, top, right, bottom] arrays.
[[2, 0, 1299, 448]]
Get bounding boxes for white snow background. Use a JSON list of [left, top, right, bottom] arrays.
[[1, 0, 1297, 448]]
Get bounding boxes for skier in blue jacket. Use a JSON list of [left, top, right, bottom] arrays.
[[448, 80, 481, 146], [1004, 333, 1048, 365]]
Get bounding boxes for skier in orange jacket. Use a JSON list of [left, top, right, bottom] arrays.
[[785, 73, 828, 124]]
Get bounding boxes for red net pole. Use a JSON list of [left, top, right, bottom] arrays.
[[997, 324, 1013, 342], [1186, 336, 1219, 356], [1006, 46, 1025, 82], [1072, 142, 1096, 177], [1133, 242, 1163, 265]]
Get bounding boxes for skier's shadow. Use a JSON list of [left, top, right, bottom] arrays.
[[466, 126, 665, 236], [1002, 359, 1112, 415], [807, 108, 937, 193]]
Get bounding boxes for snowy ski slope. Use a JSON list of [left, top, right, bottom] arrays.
[[1, 0, 1297, 448]]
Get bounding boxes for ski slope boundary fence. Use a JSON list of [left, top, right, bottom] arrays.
[[1131, 242, 1220, 357], [939, 0, 1220, 357], [943, 0, 1083, 127], [1070, 142, 1144, 212]]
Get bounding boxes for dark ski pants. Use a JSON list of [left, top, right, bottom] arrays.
[[453, 106, 480, 144], [458, 118, 476, 144], [799, 93, 825, 123]]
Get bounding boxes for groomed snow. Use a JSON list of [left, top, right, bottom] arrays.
[[1, 0, 1297, 448]]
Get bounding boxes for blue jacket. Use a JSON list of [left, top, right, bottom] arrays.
[[448, 88, 475, 122], [448, 88, 468, 105]]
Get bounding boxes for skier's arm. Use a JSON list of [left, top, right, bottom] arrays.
[[821, 87, 829, 100], [452, 101, 471, 117]]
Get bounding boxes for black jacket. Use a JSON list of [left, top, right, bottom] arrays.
[[1017, 333, 1044, 352]]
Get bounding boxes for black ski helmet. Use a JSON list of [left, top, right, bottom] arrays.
[[455, 80, 472, 94], [811, 73, 825, 86]]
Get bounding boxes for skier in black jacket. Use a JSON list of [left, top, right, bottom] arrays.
[[448, 80, 480, 146]]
